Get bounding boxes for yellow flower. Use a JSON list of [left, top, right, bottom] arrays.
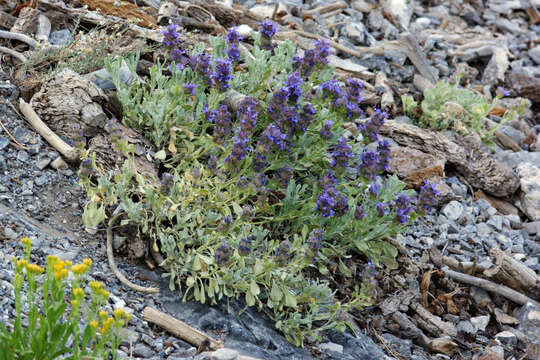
[[20, 237, 32, 248], [64, 260, 73, 268], [83, 258, 93, 267], [90, 321, 99, 330], [46, 255, 59, 266], [71, 299, 80, 307], [99, 289, 110, 299], [54, 268, 68, 280], [25, 263, 45, 275], [54, 261, 66, 273], [99, 310, 108, 321], [113, 308, 126, 319], [99, 317, 115, 334], [16, 259, 28, 270], [72, 263, 87, 275], [89, 281, 103, 291], [73, 287, 85, 298]]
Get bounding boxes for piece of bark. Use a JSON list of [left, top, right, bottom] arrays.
[[19, 99, 79, 162], [10, 6, 38, 35], [391, 311, 431, 347], [36, 14, 51, 43], [79, 0, 157, 28], [494, 129, 522, 152], [0, 11, 17, 29], [379, 121, 520, 197], [37, 0, 162, 42], [508, 70, 540, 105], [484, 248, 540, 301], [375, 72, 395, 111], [474, 189, 519, 216], [388, 32, 438, 84], [525, 0, 540, 24], [143, 306, 222, 350], [481, 47, 508, 86], [304, 2, 348, 16], [413, 74, 435, 93], [429, 337, 458, 356], [442, 266, 540, 307], [410, 302, 458, 337]]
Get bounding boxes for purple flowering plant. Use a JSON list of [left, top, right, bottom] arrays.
[[85, 25, 442, 346]]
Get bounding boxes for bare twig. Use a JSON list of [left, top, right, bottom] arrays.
[[304, 3, 348, 16], [107, 215, 159, 294], [143, 306, 222, 350], [442, 266, 540, 307], [18, 99, 80, 162], [0, 46, 27, 62], [0, 119, 29, 150], [0, 29, 38, 47]]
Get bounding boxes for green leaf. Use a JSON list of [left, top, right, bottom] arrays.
[[253, 260, 264, 275], [155, 149, 167, 160], [245, 291, 255, 307], [283, 290, 297, 307], [270, 283, 282, 302], [250, 280, 260, 296]]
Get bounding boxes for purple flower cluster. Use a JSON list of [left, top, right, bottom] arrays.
[[79, 158, 93, 177], [276, 164, 293, 188], [183, 83, 197, 95], [207, 155, 218, 174], [418, 180, 440, 213], [369, 181, 381, 197], [253, 152, 267, 171], [376, 202, 388, 217], [237, 97, 259, 133], [354, 204, 365, 220], [162, 24, 181, 48], [205, 105, 232, 143], [318, 170, 338, 189], [238, 235, 254, 256], [215, 242, 232, 266], [259, 20, 277, 50], [258, 124, 288, 152], [218, 215, 233, 232], [274, 240, 292, 262], [359, 108, 388, 143], [320, 77, 364, 118], [305, 228, 323, 262], [226, 27, 243, 63], [241, 205, 254, 220], [72, 124, 86, 148], [361, 261, 378, 298], [330, 137, 353, 169], [358, 139, 391, 180], [293, 39, 331, 77], [320, 120, 333, 139], [315, 186, 348, 217], [211, 59, 233, 92], [161, 172, 174, 192], [394, 193, 414, 224]]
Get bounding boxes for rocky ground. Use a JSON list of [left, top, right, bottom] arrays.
[[1, 0, 540, 359]]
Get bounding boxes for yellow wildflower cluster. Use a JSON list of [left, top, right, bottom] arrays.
[[25, 263, 45, 275], [20, 236, 32, 248]]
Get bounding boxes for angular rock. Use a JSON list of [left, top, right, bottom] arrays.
[[516, 162, 540, 220], [471, 315, 490, 332], [529, 45, 540, 65], [210, 348, 239, 360], [442, 201, 464, 221], [508, 70, 540, 105], [481, 47, 508, 86], [319, 342, 344, 353], [517, 302, 540, 359], [494, 331, 517, 347]]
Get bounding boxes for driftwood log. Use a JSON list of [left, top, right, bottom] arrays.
[[380, 121, 520, 197], [143, 306, 222, 350], [484, 249, 540, 301], [442, 267, 540, 308]]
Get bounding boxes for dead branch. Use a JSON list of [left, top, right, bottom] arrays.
[[18, 99, 79, 162], [0, 29, 38, 47], [484, 248, 540, 300], [304, 3, 348, 16], [0, 118, 29, 151], [410, 302, 458, 337], [442, 266, 540, 307], [0, 46, 27, 62], [143, 306, 222, 350], [107, 215, 159, 294]]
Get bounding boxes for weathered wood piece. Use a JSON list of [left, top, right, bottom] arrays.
[[19, 99, 79, 162], [143, 306, 222, 350], [484, 248, 540, 300], [442, 266, 540, 307], [410, 302, 458, 337], [379, 121, 520, 197], [0, 46, 26, 62], [0, 29, 38, 47]]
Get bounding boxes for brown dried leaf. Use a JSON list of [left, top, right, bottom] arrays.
[[494, 308, 519, 325], [168, 128, 177, 155], [421, 271, 433, 308], [429, 337, 458, 356]]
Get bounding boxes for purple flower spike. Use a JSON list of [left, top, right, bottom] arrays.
[[226, 27, 243, 63], [330, 137, 353, 169], [260, 20, 277, 38], [376, 202, 388, 217], [162, 24, 181, 48], [418, 180, 440, 213], [211, 59, 233, 92]]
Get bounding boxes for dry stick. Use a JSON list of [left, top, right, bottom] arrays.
[[107, 216, 159, 294], [0, 46, 27, 62], [0, 118, 29, 150], [143, 306, 222, 350], [304, 2, 348, 16], [0, 29, 38, 47], [18, 99, 79, 162], [442, 266, 540, 307]]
